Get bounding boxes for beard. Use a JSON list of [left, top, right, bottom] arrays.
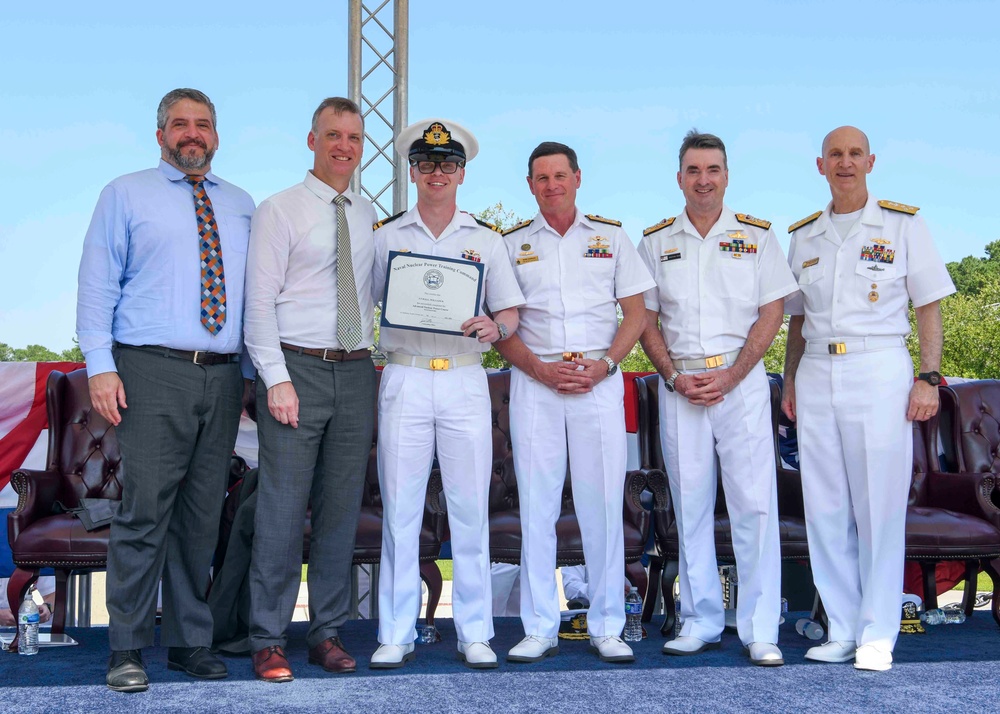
[[166, 138, 216, 172]]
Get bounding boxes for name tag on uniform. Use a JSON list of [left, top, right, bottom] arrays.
[[517, 254, 539, 265], [802, 257, 819, 269]]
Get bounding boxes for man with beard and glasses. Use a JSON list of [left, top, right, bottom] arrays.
[[77, 88, 255, 692]]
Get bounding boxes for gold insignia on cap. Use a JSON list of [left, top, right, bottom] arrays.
[[878, 199, 919, 215], [802, 257, 819, 269], [424, 122, 451, 146]]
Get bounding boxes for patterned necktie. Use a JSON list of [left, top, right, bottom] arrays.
[[333, 195, 363, 350], [185, 175, 226, 334]]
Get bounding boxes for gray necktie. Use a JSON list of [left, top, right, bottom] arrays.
[[333, 195, 364, 350]]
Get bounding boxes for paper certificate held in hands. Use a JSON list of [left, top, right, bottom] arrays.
[[380, 251, 485, 336]]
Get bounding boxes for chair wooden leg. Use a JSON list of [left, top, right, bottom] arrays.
[[626, 561, 647, 606], [51, 570, 73, 634], [920, 561, 939, 611], [642, 555, 664, 623], [982, 557, 1000, 629], [961, 561, 979, 617], [659, 559, 679, 637], [419, 560, 443, 627]]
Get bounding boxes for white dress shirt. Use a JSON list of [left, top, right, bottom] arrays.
[[502, 211, 654, 355], [245, 171, 377, 387], [638, 206, 797, 360]]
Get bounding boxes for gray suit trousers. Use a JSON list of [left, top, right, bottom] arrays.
[[248, 351, 375, 651], [107, 346, 243, 650]]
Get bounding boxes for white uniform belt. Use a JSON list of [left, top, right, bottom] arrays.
[[386, 352, 482, 370], [538, 350, 607, 363], [673, 349, 741, 371], [805, 335, 906, 355]]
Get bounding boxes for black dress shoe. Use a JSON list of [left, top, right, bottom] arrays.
[[107, 649, 149, 692], [167, 646, 228, 680]]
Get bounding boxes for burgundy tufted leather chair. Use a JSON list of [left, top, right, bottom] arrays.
[[916, 380, 1000, 625], [6, 368, 123, 633], [635, 373, 809, 634], [478, 370, 651, 598]]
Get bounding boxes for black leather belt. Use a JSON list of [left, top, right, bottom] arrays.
[[280, 342, 371, 362], [118, 343, 239, 365]]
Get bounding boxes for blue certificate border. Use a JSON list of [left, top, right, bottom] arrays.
[[380, 250, 485, 336]]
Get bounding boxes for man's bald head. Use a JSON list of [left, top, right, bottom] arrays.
[[822, 126, 870, 156]]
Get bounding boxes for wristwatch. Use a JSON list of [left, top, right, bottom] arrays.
[[496, 321, 509, 341], [917, 371, 942, 386], [664, 371, 680, 393], [601, 356, 619, 376]]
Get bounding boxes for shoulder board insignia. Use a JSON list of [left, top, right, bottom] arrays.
[[373, 211, 405, 231], [474, 217, 502, 233], [878, 200, 919, 215], [585, 214, 622, 227], [502, 219, 534, 236], [643, 217, 676, 236], [788, 211, 823, 234], [735, 213, 771, 230]]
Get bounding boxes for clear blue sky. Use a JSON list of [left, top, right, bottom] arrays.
[[2, 1, 997, 351]]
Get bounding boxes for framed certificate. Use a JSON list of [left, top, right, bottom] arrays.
[[380, 251, 484, 335]]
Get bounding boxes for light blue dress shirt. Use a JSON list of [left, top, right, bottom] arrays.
[[77, 159, 255, 378]]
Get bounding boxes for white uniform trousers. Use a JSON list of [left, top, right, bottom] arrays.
[[510, 367, 627, 639], [376, 362, 495, 644], [659, 362, 781, 645], [797, 345, 912, 651]]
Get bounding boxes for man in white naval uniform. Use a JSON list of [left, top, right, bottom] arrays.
[[370, 119, 524, 670], [782, 126, 955, 671], [638, 129, 796, 666], [498, 141, 654, 664]]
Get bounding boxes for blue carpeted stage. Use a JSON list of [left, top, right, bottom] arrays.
[[1, 615, 998, 713]]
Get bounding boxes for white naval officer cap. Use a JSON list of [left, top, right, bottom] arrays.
[[395, 118, 479, 163]]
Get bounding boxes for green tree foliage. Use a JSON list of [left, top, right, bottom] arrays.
[[476, 203, 525, 370], [0, 341, 84, 362], [946, 239, 1000, 296]]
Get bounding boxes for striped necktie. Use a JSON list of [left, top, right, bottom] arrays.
[[333, 194, 363, 350], [185, 175, 226, 334]]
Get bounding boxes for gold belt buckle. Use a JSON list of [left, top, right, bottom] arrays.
[[562, 351, 583, 362], [828, 343, 847, 355], [704, 354, 724, 369], [429, 357, 450, 370]]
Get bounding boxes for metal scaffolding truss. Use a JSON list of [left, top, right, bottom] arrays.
[[349, 0, 409, 219]]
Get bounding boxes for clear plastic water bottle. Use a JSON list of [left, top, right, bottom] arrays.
[[921, 608, 946, 625], [18, 586, 40, 656], [944, 607, 966, 624], [624, 586, 643, 642], [795, 617, 824, 640]]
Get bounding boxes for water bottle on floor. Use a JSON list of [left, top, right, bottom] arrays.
[[18, 586, 40, 656], [624, 586, 643, 642], [944, 607, 966, 624], [795, 618, 824, 640]]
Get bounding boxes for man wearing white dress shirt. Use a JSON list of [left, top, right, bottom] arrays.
[[77, 88, 254, 691], [782, 126, 955, 671], [498, 141, 654, 665], [244, 97, 377, 682], [369, 119, 524, 670], [638, 129, 796, 666]]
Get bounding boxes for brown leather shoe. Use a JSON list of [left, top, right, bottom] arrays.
[[252, 645, 294, 682], [308, 637, 357, 673]]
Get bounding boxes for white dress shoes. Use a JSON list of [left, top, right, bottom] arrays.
[[853, 643, 893, 671], [507, 635, 559, 663], [804, 640, 857, 663], [369, 643, 415, 669], [746, 642, 784, 667], [457, 641, 498, 669], [662, 635, 721, 656], [590, 635, 635, 663]]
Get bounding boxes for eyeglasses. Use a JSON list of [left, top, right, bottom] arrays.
[[412, 160, 463, 174]]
